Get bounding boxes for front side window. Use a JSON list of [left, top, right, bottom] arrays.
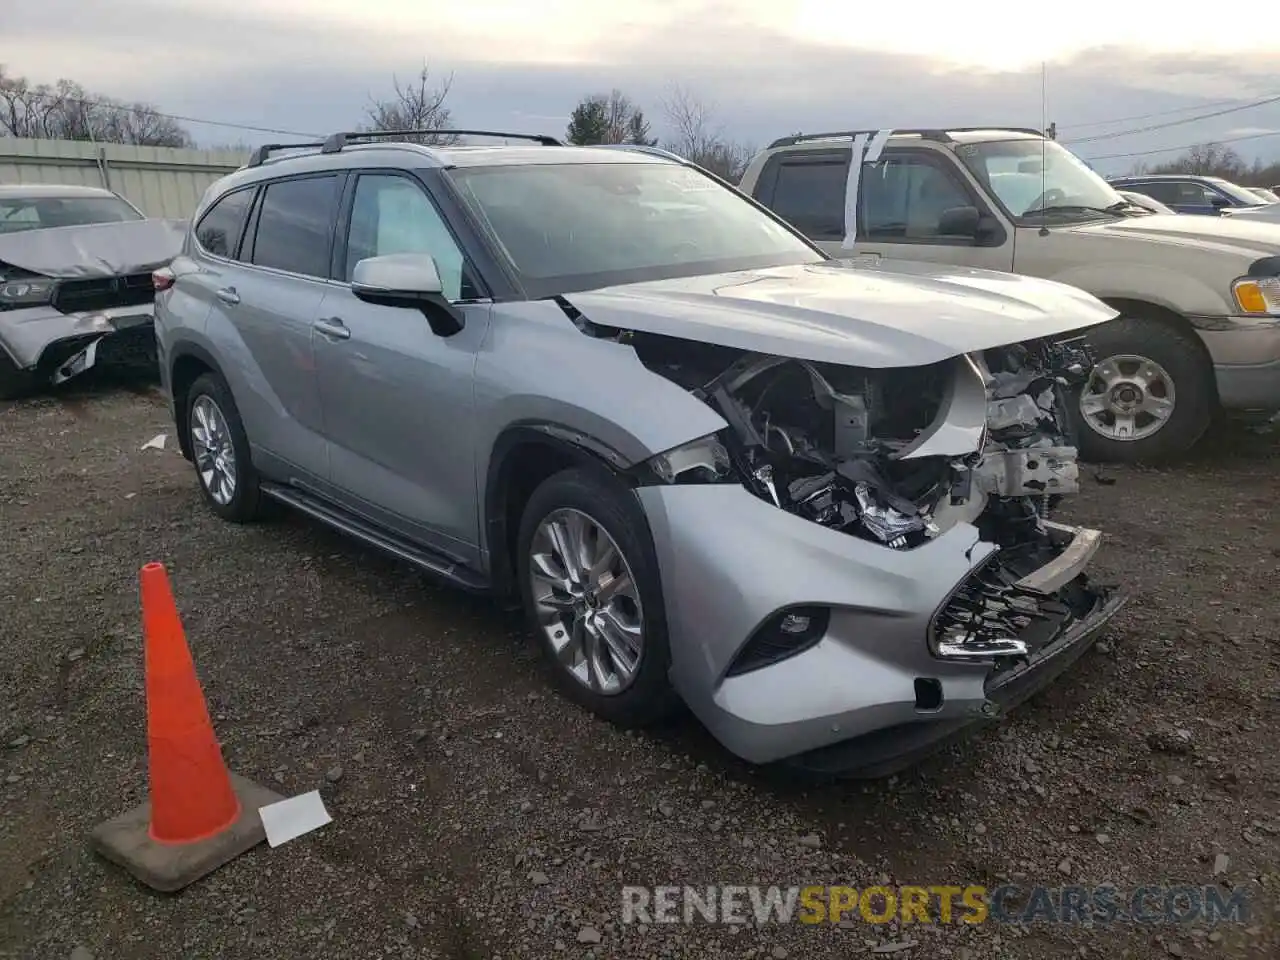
[[860, 154, 973, 240], [345, 174, 468, 299], [248, 175, 341, 278], [957, 139, 1125, 221], [195, 188, 254, 258], [0, 195, 143, 233], [447, 161, 821, 297]]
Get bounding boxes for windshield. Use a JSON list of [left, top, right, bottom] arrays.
[[0, 195, 144, 234], [954, 139, 1126, 221], [1206, 178, 1266, 206], [1247, 186, 1279, 203], [446, 161, 823, 296]]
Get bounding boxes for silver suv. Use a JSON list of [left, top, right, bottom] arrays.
[[154, 130, 1125, 776]]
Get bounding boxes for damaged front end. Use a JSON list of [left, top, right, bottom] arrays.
[[611, 322, 1119, 677], [0, 219, 186, 399]]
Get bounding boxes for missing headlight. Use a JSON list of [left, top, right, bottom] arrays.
[[640, 433, 733, 484]]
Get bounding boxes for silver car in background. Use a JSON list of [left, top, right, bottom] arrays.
[[153, 130, 1125, 776], [0, 184, 186, 398]]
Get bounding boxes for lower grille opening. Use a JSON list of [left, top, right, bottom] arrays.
[[52, 273, 155, 313]]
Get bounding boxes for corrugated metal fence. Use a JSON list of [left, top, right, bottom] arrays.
[[0, 138, 248, 219]]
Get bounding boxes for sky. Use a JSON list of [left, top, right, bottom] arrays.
[[6, 0, 1280, 174]]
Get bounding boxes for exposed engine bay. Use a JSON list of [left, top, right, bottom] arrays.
[[615, 326, 1094, 552]]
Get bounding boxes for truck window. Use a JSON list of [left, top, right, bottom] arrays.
[[860, 155, 971, 240], [767, 159, 847, 240]]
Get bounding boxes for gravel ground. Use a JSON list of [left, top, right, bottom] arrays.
[[1, 383, 1277, 960]]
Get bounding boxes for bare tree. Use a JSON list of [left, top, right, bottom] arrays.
[[0, 66, 190, 146], [659, 84, 752, 182], [363, 64, 459, 145]]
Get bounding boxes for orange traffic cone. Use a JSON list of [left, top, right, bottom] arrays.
[[89, 563, 283, 892]]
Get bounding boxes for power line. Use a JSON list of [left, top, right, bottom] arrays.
[[1064, 94, 1280, 145], [15, 87, 322, 139], [1058, 90, 1280, 133], [1082, 128, 1280, 162]]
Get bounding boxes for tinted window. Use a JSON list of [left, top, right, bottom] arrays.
[[195, 188, 254, 258], [346, 175, 469, 299], [249, 176, 341, 277], [768, 160, 848, 239], [860, 155, 972, 239], [1126, 181, 1180, 204]]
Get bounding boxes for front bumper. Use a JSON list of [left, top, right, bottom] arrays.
[[1192, 315, 1280, 411], [637, 484, 1123, 775], [0, 303, 157, 385]]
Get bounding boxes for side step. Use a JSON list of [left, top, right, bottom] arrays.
[[260, 482, 489, 592]]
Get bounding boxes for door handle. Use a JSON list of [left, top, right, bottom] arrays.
[[313, 317, 351, 341], [215, 286, 240, 305]]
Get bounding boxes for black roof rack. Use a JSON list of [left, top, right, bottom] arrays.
[[320, 129, 562, 153], [766, 127, 1045, 149], [245, 141, 327, 168]]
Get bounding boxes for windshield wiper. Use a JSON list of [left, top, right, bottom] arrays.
[[1024, 204, 1123, 218]]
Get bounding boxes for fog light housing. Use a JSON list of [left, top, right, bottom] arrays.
[[725, 605, 830, 677]]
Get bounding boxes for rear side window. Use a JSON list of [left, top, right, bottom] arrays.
[[195, 188, 254, 258], [1127, 181, 1179, 205], [767, 159, 848, 240], [248, 175, 341, 278]]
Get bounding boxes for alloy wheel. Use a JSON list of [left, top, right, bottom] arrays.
[[190, 395, 238, 506], [527, 507, 645, 696], [1078, 353, 1177, 442]]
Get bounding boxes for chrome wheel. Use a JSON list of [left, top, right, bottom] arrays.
[[1078, 353, 1176, 442], [190, 395, 237, 506], [528, 507, 644, 696]]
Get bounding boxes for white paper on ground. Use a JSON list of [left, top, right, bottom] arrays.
[[259, 790, 333, 848], [140, 433, 167, 451]]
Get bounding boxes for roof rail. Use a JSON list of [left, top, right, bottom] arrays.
[[593, 144, 689, 163], [320, 129, 562, 154], [766, 127, 1046, 149], [245, 141, 327, 168]]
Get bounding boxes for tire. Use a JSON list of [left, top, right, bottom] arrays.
[[183, 372, 264, 522], [515, 466, 680, 728], [0, 352, 35, 402], [1069, 315, 1214, 464]]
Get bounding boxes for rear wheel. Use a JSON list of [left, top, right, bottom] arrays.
[[184, 372, 264, 522], [516, 467, 680, 727], [1071, 315, 1213, 463]]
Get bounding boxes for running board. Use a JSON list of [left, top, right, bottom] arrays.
[[260, 482, 489, 592]]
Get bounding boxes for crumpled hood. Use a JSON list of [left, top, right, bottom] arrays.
[[1068, 211, 1280, 259], [0, 218, 187, 279], [564, 259, 1118, 368]]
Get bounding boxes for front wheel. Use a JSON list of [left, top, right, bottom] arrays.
[[516, 467, 680, 728], [1070, 315, 1214, 463]]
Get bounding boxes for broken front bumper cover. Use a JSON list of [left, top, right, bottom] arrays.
[[636, 483, 1123, 778], [0, 304, 158, 388]]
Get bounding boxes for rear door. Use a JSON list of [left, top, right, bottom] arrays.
[[312, 169, 493, 564], [218, 172, 344, 487], [752, 147, 1014, 271]]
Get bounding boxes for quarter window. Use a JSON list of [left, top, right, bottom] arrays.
[[248, 175, 341, 278], [195, 188, 254, 258]]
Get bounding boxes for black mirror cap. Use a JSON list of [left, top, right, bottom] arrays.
[[351, 286, 465, 337], [938, 204, 981, 237]]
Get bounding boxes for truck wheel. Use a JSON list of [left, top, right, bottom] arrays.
[[1070, 316, 1213, 463]]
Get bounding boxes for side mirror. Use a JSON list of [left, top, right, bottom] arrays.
[[1209, 195, 1231, 209], [351, 253, 463, 336], [937, 205, 981, 237]]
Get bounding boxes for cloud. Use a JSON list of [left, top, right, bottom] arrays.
[[5, 0, 1280, 171]]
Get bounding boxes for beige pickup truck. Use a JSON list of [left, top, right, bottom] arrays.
[[739, 128, 1280, 462]]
